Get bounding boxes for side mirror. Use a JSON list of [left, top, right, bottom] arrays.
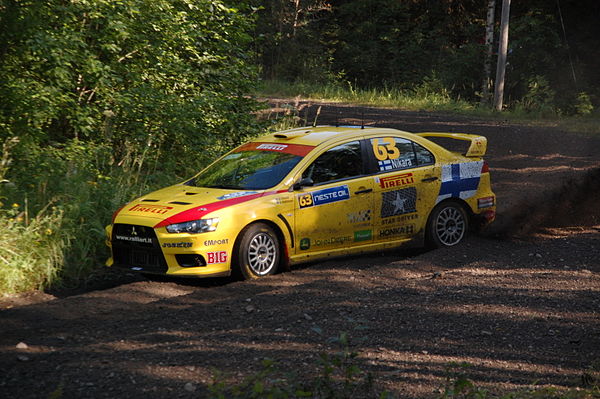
[[293, 177, 314, 191]]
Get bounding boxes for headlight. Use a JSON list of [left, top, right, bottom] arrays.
[[165, 218, 219, 234]]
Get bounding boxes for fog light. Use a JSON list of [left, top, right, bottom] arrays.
[[175, 254, 206, 268]]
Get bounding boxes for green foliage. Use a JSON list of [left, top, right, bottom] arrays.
[[439, 363, 488, 399], [505, 9, 563, 104], [0, 136, 165, 290], [258, 79, 474, 113], [207, 333, 385, 398], [0, 0, 261, 157], [251, 0, 334, 83], [207, 337, 599, 399], [48, 383, 64, 399], [438, 361, 600, 399], [0, 204, 67, 294], [254, 0, 488, 102], [515, 76, 557, 116], [412, 74, 453, 105], [0, 0, 263, 293], [560, 92, 595, 117], [252, 0, 600, 112], [257, 97, 316, 131], [573, 93, 595, 116]]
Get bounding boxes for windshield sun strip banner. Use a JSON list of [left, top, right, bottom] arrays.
[[153, 190, 288, 228], [235, 142, 315, 157]]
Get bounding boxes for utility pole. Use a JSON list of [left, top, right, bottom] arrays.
[[493, 0, 510, 111], [480, 0, 496, 105]]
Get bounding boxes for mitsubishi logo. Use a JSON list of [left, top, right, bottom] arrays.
[[131, 226, 138, 236]]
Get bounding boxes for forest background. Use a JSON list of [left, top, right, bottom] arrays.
[[0, 0, 598, 294]]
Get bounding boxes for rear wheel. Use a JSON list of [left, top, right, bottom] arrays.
[[426, 201, 469, 248], [236, 223, 280, 279]]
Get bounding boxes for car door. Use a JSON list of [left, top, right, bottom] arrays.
[[367, 136, 441, 242], [294, 140, 374, 254]]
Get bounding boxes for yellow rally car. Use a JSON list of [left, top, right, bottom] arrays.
[[106, 126, 496, 279]]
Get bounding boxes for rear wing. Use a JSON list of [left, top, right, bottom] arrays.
[[415, 132, 487, 157]]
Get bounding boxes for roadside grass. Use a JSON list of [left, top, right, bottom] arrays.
[[0, 103, 258, 296], [0, 140, 175, 295], [257, 80, 600, 137], [0, 169, 144, 295], [0, 126, 263, 296], [258, 79, 475, 113], [0, 204, 67, 294], [555, 118, 600, 137]]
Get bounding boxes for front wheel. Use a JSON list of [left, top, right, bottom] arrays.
[[426, 201, 469, 248], [235, 223, 280, 280]]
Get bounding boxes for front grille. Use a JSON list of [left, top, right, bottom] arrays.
[[111, 224, 168, 273]]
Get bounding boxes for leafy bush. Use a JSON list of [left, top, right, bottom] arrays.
[[0, 0, 264, 293], [514, 76, 557, 116], [573, 92, 595, 116], [0, 0, 262, 163]]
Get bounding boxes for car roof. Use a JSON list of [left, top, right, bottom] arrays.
[[255, 126, 416, 147]]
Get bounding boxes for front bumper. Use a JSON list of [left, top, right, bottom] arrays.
[[105, 223, 233, 277]]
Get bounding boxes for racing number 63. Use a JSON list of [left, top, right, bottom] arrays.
[[372, 138, 400, 161], [299, 193, 313, 207]]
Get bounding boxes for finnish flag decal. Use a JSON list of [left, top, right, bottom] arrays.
[[436, 161, 483, 204]]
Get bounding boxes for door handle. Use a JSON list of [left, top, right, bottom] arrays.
[[421, 176, 439, 182], [354, 188, 373, 195]]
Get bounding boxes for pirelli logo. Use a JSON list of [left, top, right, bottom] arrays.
[[128, 204, 173, 215], [378, 173, 414, 189]]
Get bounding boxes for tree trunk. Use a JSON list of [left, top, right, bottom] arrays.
[[480, 0, 496, 105], [493, 0, 510, 111]]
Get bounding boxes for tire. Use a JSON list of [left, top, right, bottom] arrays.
[[426, 201, 469, 248], [235, 223, 280, 280]]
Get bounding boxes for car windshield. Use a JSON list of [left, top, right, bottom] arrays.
[[187, 150, 303, 190]]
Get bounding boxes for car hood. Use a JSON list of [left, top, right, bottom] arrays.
[[114, 184, 267, 225]]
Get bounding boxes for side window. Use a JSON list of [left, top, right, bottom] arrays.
[[413, 142, 435, 166], [303, 141, 363, 184], [370, 137, 416, 172]]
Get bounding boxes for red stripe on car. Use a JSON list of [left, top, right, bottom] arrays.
[[153, 190, 288, 228]]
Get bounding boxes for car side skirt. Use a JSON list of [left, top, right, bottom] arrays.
[[288, 234, 423, 265]]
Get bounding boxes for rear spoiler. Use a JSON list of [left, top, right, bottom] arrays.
[[415, 132, 487, 157]]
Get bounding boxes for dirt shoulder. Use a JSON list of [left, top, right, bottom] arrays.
[[1, 104, 599, 398]]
